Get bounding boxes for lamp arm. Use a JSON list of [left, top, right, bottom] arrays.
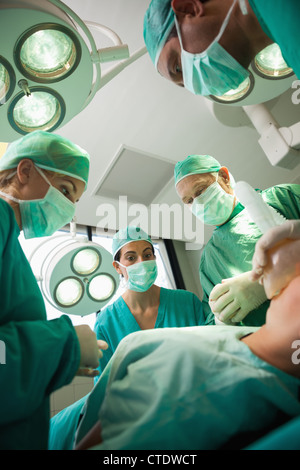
[[84, 21, 123, 46], [243, 104, 300, 169], [96, 46, 147, 91], [279, 123, 300, 149], [47, 0, 101, 106], [47, 1, 146, 107]]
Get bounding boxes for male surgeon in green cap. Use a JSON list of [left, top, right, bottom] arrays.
[[174, 154, 300, 326], [143, 0, 300, 97]]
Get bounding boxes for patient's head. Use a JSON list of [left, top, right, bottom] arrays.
[[266, 275, 300, 334], [262, 240, 300, 299]]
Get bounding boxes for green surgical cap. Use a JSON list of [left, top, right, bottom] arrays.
[[112, 226, 153, 260], [174, 155, 222, 185], [143, 0, 175, 68], [0, 130, 90, 188]]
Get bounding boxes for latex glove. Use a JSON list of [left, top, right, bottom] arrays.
[[250, 220, 300, 283], [209, 271, 267, 323], [75, 325, 108, 377]]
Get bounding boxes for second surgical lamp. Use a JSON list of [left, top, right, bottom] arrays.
[[29, 223, 120, 316]]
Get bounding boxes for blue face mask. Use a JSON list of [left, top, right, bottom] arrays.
[[0, 166, 75, 238], [118, 260, 158, 292], [175, 0, 249, 96]]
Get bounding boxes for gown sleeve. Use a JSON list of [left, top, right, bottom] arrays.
[[0, 201, 80, 427]]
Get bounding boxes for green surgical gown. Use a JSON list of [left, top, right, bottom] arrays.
[[249, 0, 300, 79], [94, 287, 204, 378], [75, 326, 300, 450], [49, 287, 204, 450], [200, 184, 300, 326], [0, 199, 80, 449]]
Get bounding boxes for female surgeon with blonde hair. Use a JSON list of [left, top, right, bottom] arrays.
[[0, 130, 106, 450]]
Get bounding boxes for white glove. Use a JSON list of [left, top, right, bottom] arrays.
[[209, 271, 267, 323], [251, 220, 300, 283]]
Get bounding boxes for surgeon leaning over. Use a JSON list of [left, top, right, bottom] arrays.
[[143, 0, 300, 96], [94, 226, 205, 378], [174, 154, 300, 326], [0, 131, 106, 450]]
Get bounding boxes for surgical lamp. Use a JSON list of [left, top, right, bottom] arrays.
[[209, 43, 296, 106], [30, 223, 119, 316], [0, 0, 147, 141]]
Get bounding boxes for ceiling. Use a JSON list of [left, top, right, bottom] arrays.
[[50, 0, 300, 243]]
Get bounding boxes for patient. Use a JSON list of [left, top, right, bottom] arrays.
[[75, 261, 300, 450]]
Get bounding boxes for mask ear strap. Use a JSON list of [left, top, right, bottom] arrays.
[[174, 16, 183, 49], [175, 0, 238, 52], [214, 0, 238, 44], [0, 189, 21, 203], [5, 170, 17, 181], [116, 260, 126, 269], [239, 0, 248, 15], [35, 165, 52, 186]]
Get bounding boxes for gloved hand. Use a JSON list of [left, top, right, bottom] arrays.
[[250, 220, 300, 283], [209, 271, 267, 323], [75, 325, 108, 377]]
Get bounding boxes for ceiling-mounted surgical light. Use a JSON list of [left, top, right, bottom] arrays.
[[72, 247, 100, 276], [0, 0, 147, 141], [30, 230, 119, 316], [88, 274, 116, 302], [252, 43, 294, 79], [55, 276, 84, 307], [15, 24, 81, 83], [8, 86, 65, 134], [0, 57, 15, 105]]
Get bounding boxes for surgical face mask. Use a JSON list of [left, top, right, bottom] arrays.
[[191, 179, 236, 226], [117, 259, 158, 292], [0, 166, 75, 238], [175, 0, 249, 96]]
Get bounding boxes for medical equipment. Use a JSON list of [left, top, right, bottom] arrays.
[[235, 181, 300, 298], [29, 220, 119, 315], [0, 0, 147, 140], [235, 181, 286, 233], [242, 104, 300, 170]]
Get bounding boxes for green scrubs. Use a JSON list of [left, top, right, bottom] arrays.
[[200, 184, 300, 326], [94, 287, 205, 378], [49, 287, 204, 450], [249, 0, 300, 79], [0, 200, 80, 450], [75, 326, 300, 450]]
